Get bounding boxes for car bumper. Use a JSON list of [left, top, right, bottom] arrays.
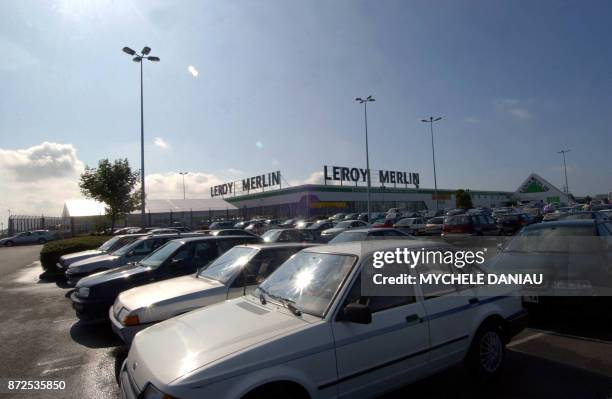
[[70, 292, 112, 321], [506, 309, 529, 340], [119, 360, 140, 399], [109, 307, 152, 345]]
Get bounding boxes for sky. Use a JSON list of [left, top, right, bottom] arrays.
[[1, 0, 612, 227]]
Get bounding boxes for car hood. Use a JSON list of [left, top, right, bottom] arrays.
[[128, 297, 309, 386], [61, 250, 103, 262], [77, 263, 148, 288], [69, 253, 120, 270], [118, 275, 224, 311], [322, 227, 345, 234]]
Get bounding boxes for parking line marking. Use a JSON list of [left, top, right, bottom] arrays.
[[508, 332, 544, 347], [37, 355, 81, 366], [529, 328, 612, 345], [52, 318, 77, 323], [41, 365, 81, 375]]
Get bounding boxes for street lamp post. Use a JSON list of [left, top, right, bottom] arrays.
[[122, 46, 160, 227], [355, 96, 375, 217], [557, 149, 571, 201], [421, 116, 442, 212], [179, 172, 189, 200]]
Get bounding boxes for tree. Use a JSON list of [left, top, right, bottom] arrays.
[[455, 189, 473, 209], [79, 158, 140, 231]]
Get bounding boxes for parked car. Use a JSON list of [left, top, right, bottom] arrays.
[[559, 211, 608, 221], [328, 212, 346, 221], [542, 211, 567, 222], [294, 220, 314, 229], [233, 221, 251, 229], [343, 213, 359, 220], [70, 235, 261, 321], [112, 227, 140, 235], [523, 207, 543, 223], [110, 243, 314, 343], [372, 218, 395, 228], [307, 219, 335, 234], [329, 228, 410, 244], [147, 228, 181, 234], [488, 219, 612, 309], [278, 218, 297, 228], [423, 216, 445, 236], [497, 213, 533, 236], [0, 230, 59, 246], [394, 217, 427, 235], [208, 221, 236, 230], [320, 220, 370, 241], [357, 212, 386, 223], [64, 233, 203, 285], [245, 221, 267, 235], [120, 240, 526, 399], [57, 234, 144, 271], [261, 228, 318, 243], [442, 214, 501, 236]]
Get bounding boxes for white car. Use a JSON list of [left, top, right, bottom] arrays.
[[120, 240, 527, 399], [393, 217, 427, 235], [109, 243, 314, 344]]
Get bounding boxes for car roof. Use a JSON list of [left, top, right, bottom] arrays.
[[340, 228, 399, 233], [303, 239, 450, 257], [234, 242, 318, 250], [173, 235, 259, 244], [526, 219, 596, 229]]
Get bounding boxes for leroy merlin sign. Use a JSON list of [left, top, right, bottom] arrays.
[[323, 165, 420, 187]]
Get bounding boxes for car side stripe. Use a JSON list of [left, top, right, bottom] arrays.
[[317, 335, 469, 390]]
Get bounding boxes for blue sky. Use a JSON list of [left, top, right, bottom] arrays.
[[1, 0, 611, 220]]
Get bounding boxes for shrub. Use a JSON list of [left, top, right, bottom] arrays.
[[40, 235, 112, 275]]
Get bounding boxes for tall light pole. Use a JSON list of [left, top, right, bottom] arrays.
[[122, 46, 160, 227], [421, 116, 442, 212], [179, 172, 188, 200], [558, 149, 571, 201], [355, 95, 375, 217]]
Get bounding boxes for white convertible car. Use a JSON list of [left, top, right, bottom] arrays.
[[119, 240, 527, 399], [110, 243, 314, 344]]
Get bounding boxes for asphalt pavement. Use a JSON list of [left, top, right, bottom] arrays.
[[0, 246, 611, 398]]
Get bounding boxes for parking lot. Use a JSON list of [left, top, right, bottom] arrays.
[[1, 245, 611, 398]]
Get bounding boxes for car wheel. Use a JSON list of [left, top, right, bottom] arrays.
[[37, 238, 46, 244], [465, 322, 506, 381], [5, 240, 14, 247]]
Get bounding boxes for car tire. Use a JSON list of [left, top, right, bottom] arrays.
[[5, 241, 14, 247], [465, 322, 506, 381], [38, 238, 46, 244]]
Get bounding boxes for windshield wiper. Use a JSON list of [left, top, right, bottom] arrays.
[[256, 288, 301, 316], [286, 301, 302, 316]]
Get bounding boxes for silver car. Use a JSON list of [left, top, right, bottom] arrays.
[[0, 230, 58, 246]]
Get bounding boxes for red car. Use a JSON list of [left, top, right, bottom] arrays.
[[372, 218, 395, 228]]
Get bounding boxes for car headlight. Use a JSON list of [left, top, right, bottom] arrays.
[[76, 287, 90, 298], [142, 383, 177, 399]]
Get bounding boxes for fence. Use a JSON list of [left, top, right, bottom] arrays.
[[7, 215, 72, 237]]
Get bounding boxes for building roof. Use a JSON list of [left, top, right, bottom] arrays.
[[62, 198, 237, 217]]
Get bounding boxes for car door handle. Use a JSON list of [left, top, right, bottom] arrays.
[[469, 297, 479, 305], [405, 314, 422, 325]]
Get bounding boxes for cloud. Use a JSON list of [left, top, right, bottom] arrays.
[[289, 171, 324, 186], [0, 142, 84, 222], [495, 98, 532, 121], [187, 65, 199, 77], [0, 142, 84, 182], [223, 168, 243, 177], [145, 172, 224, 199], [154, 137, 169, 149]]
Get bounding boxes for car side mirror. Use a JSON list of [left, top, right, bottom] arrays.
[[340, 303, 372, 324]]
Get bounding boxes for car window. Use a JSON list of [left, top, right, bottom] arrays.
[[419, 262, 457, 299], [341, 274, 415, 313], [382, 230, 404, 236]]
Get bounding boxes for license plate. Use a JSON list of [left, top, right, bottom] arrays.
[[523, 295, 539, 303]]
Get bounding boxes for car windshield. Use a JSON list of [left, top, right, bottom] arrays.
[[329, 231, 368, 244], [198, 246, 258, 283], [111, 239, 143, 256], [309, 220, 328, 228], [140, 241, 184, 268], [335, 221, 352, 228], [98, 236, 122, 251], [504, 225, 596, 253], [261, 229, 282, 242], [255, 252, 357, 317]]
